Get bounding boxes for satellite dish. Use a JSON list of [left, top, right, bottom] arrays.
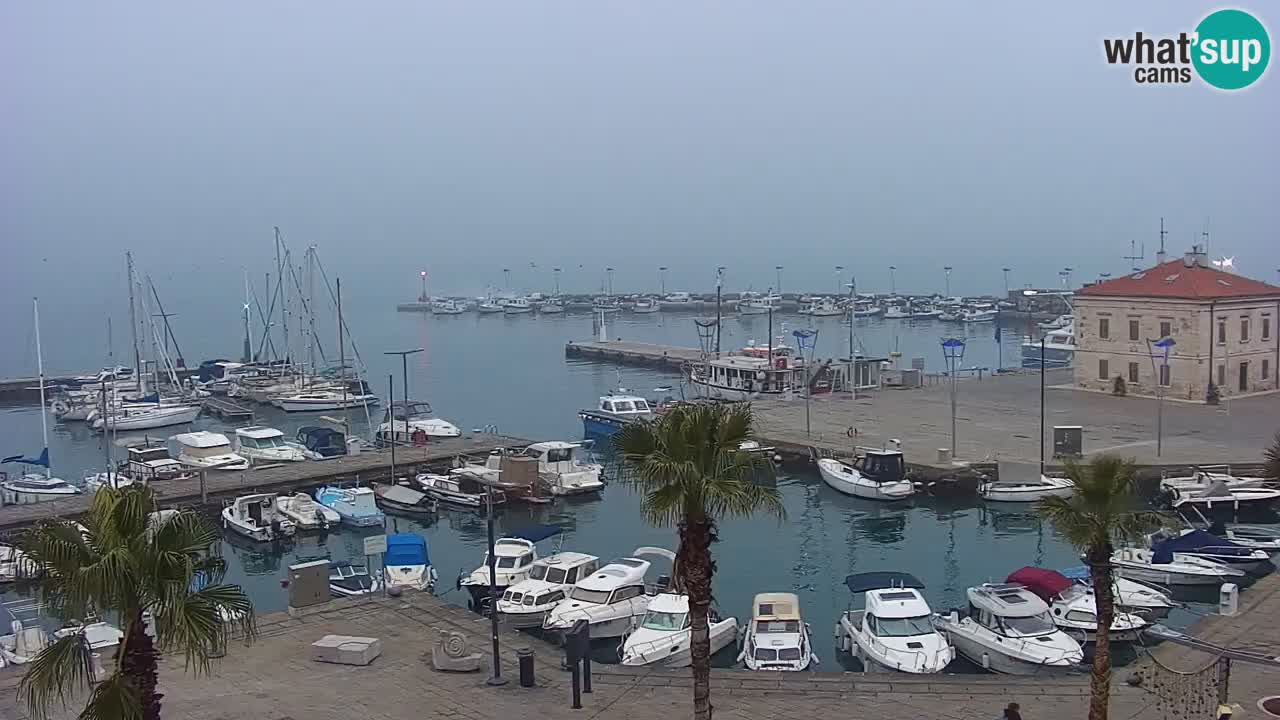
[[1212, 256, 1235, 270]]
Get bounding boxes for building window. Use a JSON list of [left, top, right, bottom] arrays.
[[1098, 359, 1109, 380], [1159, 364, 1171, 387], [1239, 361, 1249, 392], [1264, 316, 1272, 341], [1128, 319, 1140, 341], [1218, 319, 1226, 344], [1128, 362, 1139, 383], [1240, 318, 1250, 343], [1099, 318, 1110, 340], [1217, 364, 1225, 387], [1264, 358, 1271, 380], [1159, 320, 1172, 338]]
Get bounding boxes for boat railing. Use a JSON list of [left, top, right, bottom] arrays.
[[861, 632, 952, 672], [545, 602, 631, 628]]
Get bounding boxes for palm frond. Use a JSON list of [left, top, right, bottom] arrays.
[[76, 671, 142, 720], [154, 584, 256, 671], [1037, 454, 1151, 552], [17, 633, 98, 720]]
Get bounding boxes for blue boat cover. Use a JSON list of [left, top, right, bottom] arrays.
[[1059, 566, 1091, 581], [844, 571, 925, 594], [385, 533, 429, 566], [1152, 529, 1254, 558], [509, 524, 562, 543], [1, 447, 49, 468]]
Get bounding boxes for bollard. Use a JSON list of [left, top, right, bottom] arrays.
[[517, 647, 535, 688], [570, 662, 582, 709]]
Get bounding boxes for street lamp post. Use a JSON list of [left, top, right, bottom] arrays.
[[775, 265, 784, 298], [715, 266, 725, 357], [385, 348, 426, 460], [944, 266, 953, 297], [419, 270, 428, 303], [1147, 336, 1176, 457], [659, 266, 668, 296], [483, 482, 506, 686], [1002, 268, 1011, 296], [793, 329, 819, 437], [834, 266, 844, 295], [941, 338, 966, 458], [1022, 290, 1045, 472], [889, 266, 897, 296]]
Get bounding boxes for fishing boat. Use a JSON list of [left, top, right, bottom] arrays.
[[383, 533, 437, 592], [431, 299, 467, 315], [372, 482, 437, 517], [800, 297, 844, 317], [851, 302, 883, 317], [688, 345, 815, 402], [538, 297, 565, 314], [933, 583, 1083, 675], [374, 400, 462, 445], [414, 472, 506, 508], [591, 296, 621, 313], [661, 292, 695, 309], [459, 525, 561, 607], [1007, 567, 1148, 643], [329, 561, 381, 597], [313, 486, 385, 527], [620, 593, 739, 668], [631, 297, 660, 314], [124, 443, 192, 482], [740, 592, 815, 671], [1057, 566, 1175, 619], [503, 297, 535, 314], [275, 381, 379, 412], [170, 431, 251, 471], [979, 461, 1075, 502], [233, 426, 306, 464], [737, 293, 782, 315], [1021, 324, 1076, 370], [578, 394, 655, 437], [817, 450, 914, 501], [543, 547, 676, 640], [1146, 529, 1272, 573], [1109, 547, 1244, 586], [496, 552, 601, 629], [274, 492, 340, 530], [960, 308, 998, 323], [221, 493, 296, 542], [836, 572, 954, 673], [520, 441, 604, 496]]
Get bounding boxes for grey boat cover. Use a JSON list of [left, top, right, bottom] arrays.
[[379, 484, 428, 505]]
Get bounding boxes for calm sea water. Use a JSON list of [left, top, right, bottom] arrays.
[[2, 310, 1213, 667]]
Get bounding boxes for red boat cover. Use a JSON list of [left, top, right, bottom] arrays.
[[1006, 567, 1072, 601]]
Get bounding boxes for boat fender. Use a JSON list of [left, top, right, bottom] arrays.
[[981, 651, 990, 670], [846, 427, 857, 439]]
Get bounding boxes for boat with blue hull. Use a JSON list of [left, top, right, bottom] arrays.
[[578, 394, 654, 438], [314, 486, 385, 528]]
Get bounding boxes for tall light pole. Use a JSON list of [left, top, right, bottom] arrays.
[[715, 266, 725, 357], [1147, 336, 1175, 457], [775, 265, 784, 298], [483, 482, 506, 686], [941, 338, 966, 458], [1063, 267, 1073, 289], [944, 266, 953, 297], [659, 266, 668, 296], [794, 329, 818, 437], [419, 270, 428, 303], [835, 265, 844, 295], [1002, 267, 1011, 296], [1023, 290, 1045, 473], [606, 267, 614, 297], [503, 267, 511, 291], [385, 348, 426, 457], [553, 267, 561, 296], [889, 265, 897, 295]]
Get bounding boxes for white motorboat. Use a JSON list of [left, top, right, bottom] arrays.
[[1022, 323, 1077, 370], [579, 394, 655, 437], [221, 493, 296, 542], [661, 292, 695, 309], [372, 483, 438, 517], [0, 621, 50, 665], [521, 441, 604, 496], [329, 561, 382, 597], [1159, 468, 1268, 493], [631, 297, 661, 314], [431, 299, 467, 315], [92, 402, 202, 432], [53, 620, 123, 653], [851, 303, 883, 317], [979, 461, 1075, 502], [836, 572, 953, 673], [961, 308, 998, 323], [620, 593, 739, 668], [274, 492, 340, 530], [1058, 566, 1176, 619], [1037, 314, 1072, 331], [800, 297, 844, 317], [383, 533, 437, 592], [233, 426, 306, 464], [1008, 567, 1149, 643], [83, 470, 137, 493], [460, 524, 561, 607], [817, 451, 914, 501], [171, 431, 251, 471], [477, 298, 504, 313], [503, 297, 535, 314], [543, 547, 676, 640], [740, 592, 815, 671], [538, 298, 565, 314], [314, 486, 385, 527], [375, 400, 462, 445], [1109, 547, 1244, 586], [591, 296, 622, 313], [1, 473, 81, 505], [275, 382, 380, 413], [737, 293, 782, 315], [1146, 529, 1272, 573], [414, 472, 506, 508], [496, 552, 601, 629], [125, 444, 192, 482], [1164, 481, 1280, 515], [1202, 523, 1280, 556], [933, 583, 1083, 675]]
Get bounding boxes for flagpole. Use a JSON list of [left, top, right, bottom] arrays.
[[34, 297, 50, 478]]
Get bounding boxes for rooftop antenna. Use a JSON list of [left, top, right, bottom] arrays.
[[1202, 217, 1211, 257], [1123, 234, 1145, 271], [1155, 217, 1168, 265]]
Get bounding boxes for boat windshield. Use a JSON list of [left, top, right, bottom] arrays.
[[641, 610, 689, 631], [528, 565, 547, 581], [997, 612, 1057, 638], [872, 615, 934, 637], [184, 444, 232, 459], [528, 564, 566, 582], [756, 620, 800, 634], [570, 587, 611, 604]]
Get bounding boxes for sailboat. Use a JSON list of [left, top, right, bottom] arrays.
[[2, 300, 81, 505]]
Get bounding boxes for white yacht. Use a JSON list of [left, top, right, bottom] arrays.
[[934, 583, 1083, 675], [92, 402, 202, 432], [631, 297, 660, 314], [1058, 566, 1175, 619], [661, 292, 695, 309], [383, 533, 437, 592], [414, 472, 506, 508], [740, 592, 815, 671], [460, 525, 561, 607], [496, 552, 601, 629], [431, 299, 467, 315], [314, 486, 385, 527], [620, 593, 739, 668], [689, 345, 810, 402], [1008, 567, 1149, 643], [1109, 547, 1244, 586], [1, 474, 81, 505], [1159, 468, 1268, 493], [737, 293, 782, 315], [1022, 323, 1076, 369], [503, 297, 535, 314], [836, 572, 953, 673], [220, 493, 296, 542], [274, 492, 340, 530], [817, 451, 914, 501], [275, 382, 379, 413], [1146, 529, 1272, 573], [543, 548, 676, 640], [233, 426, 306, 464], [979, 461, 1075, 502], [171, 431, 250, 471], [521, 441, 604, 496], [375, 400, 462, 445]]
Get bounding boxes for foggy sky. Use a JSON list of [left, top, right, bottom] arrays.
[[2, 2, 1277, 372]]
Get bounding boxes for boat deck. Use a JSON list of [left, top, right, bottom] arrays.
[[0, 433, 528, 532]]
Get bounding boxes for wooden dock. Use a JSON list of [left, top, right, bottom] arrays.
[[203, 397, 255, 421], [0, 433, 528, 532], [564, 340, 704, 371]]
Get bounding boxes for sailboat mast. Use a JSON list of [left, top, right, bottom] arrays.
[[126, 251, 142, 392], [848, 275, 857, 401], [33, 298, 50, 478], [243, 269, 252, 363], [338, 277, 348, 431], [307, 247, 316, 376]]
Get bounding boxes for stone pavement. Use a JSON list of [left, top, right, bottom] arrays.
[[752, 368, 1280, 468], [0, 592, 1176, 720]]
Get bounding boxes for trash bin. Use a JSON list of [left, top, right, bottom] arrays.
[[517, 647, 535, 687]]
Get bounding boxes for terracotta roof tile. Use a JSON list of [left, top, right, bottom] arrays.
[[1076, 259, 1280, 300]]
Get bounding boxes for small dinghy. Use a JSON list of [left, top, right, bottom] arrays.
[[817, 450, 914, 501], [329, 561, 382, 597], [979, 461, 1074, 502]]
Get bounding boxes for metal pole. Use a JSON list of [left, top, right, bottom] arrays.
[[1040, 338, 1046, 475], [1157, 369, 1165, 457], [949, 367, 957, 457], [485, 482, 506, 686], [388, 373, 396, 483], [385, 349, 425, 452], [715, 267, 724, 358]]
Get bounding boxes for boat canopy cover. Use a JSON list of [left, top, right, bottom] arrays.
[[1152, 529, 1255, 558], [385, 534, 429, 566], [1058, 566, 1091, 581], [844, 571, 924, 594], [379, 484, 428, 506], [297, 426, 345, 449], [510, 524, 562, 543], [1006, 567, 1072, 601]]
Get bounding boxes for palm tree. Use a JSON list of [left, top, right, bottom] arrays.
[[14, 485, 255, 720], [1264, 431, 1280, 483], [613, 403, 783, 720], [1036, 456, 1163, 720]]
